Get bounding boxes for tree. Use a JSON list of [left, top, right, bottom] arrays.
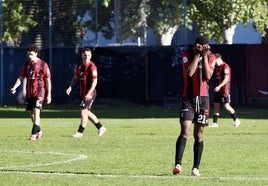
[[2, 0, 109, 47], [2, 0, 37, 46], [187, 0, 268, 44], [147, 0, 184, 45], [101, 0, 268, 45]]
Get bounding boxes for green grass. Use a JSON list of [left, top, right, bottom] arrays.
[[0, 101, 267, 185]]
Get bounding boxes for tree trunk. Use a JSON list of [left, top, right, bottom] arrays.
[[224, 25, 236, 44], [160, 26, 179, 46], [139, 1, 148, 45]]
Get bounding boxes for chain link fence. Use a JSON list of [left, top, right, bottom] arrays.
[[1, 0, 186, 48]]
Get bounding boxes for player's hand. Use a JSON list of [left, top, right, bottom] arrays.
[[84, 93, 92, 101], [193, 45, 203, 54], [214, 86, 220, 92], [10, 88, 16, 94], [46, 96, 51, 104], [66, 87, 72, 95], [202, 44, 210, 56]]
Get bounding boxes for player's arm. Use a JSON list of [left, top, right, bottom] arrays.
[[187, 54, 200, 77], [10, 76, 23, 94], [45, 77, 52, 104], [66, 75, 78, 95], [202, 45, 214, 80], [84, 67, 98, 100], [85, 78, 97, 101], [214, 74, 229, 92]]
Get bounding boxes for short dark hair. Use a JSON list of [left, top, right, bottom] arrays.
[[26, 44, 40, 57], [81, 48, 91, 54], [195, 36, 209, 45]]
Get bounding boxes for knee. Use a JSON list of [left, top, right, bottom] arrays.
[[180, 129, 191, 139], [194, 130, 204, 141]]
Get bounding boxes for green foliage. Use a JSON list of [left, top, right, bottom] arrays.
[[1, 0, 267, 46], [147, 0, 184, 44], [187, 0, 268, 43], [120, 0, 147, 41], [2, 0, 37, 46], [75, 0, 113, 34]]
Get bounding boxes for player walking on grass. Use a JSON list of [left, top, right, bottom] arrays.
[[66, 48, 106, 138], [173, 36, 216, 176], [10, 44, 52, 140], [210, 53, 240, 128]]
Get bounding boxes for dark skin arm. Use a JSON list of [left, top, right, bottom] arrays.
[[201, 44, 214, 80], [187, 53, 201, 77], [187, 44, 214, 80]]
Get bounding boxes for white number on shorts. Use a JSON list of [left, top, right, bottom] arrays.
[[197, 114, 207, 124]]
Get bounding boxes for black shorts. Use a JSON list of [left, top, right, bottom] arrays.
[[214, 92, 231, 103], [180, 97, 210, 126], [80, 92, 96, 110], [26, 98, 43, 111]]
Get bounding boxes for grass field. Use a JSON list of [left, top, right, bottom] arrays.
[[0, 101, 267, 185]]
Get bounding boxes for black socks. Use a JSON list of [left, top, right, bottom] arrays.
[[213, 114, 219, 123], [175, 136, 187, 165], [231, 113, 237, 121], [31, 124, 40, 134], [193, 141, 203, 169], [78, 125, 85, 133], [94, 122, 102, 130]]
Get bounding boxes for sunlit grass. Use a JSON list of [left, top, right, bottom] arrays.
[[0, 103, 267, 185]]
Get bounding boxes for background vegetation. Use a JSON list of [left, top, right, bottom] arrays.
[[1, 0, 267, 46]]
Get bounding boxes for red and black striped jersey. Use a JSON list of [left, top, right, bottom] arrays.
[[215, 62, 231, 94], [19, 59, 51, 99], [181, 49, 215, 97], [75, 61, 98, 98]]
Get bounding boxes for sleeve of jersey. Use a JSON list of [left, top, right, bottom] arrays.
[[91, 64, 98, 79], [224, 64, 231, 75], [182, 51, 191, 68], [44, 63, 51, 78], [182, 51, 190, 67]]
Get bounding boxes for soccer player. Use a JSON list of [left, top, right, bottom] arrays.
[[210, 53, 240, 128], [173, 36, 216, 176], [66, 48, 106, 137], [10, 44, 52, 140]]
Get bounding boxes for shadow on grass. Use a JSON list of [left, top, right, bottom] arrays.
[[0, 102, 179, 119], [0, 100, 267, 119]]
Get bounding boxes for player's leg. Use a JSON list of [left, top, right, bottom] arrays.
[[223, 102, 235, 115], [81, 108, 89, 128], [29, 111, 34, 124], [173, 120, 192, 175], [173, 98, 194, 175], [27, 98, 42, 140], [29, 108, 41, 140], [87, 110, 106, 136], [73, 108, 88, 138], [192, 124, 204, 176], [211, 103, 220, 127], [223, 103, 240, 127], [191, 97, 209, 176], [85, 94, 106, 136], [211, 93, 221, 127]]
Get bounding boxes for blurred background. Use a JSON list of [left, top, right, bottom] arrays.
[[0, 0, 267, 107]]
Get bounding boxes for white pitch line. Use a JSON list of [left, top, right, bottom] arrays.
[[0, 150, 87, 169], [0, 170, 268, 182], [0, 150, 267, 182]]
